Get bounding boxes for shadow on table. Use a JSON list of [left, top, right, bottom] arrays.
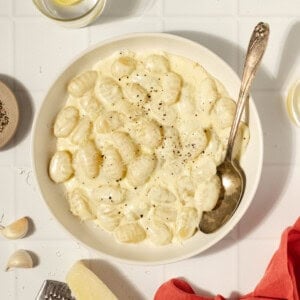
[[92, 0, 157, 26], [168, 23, 299, 255], [0, 74, 34, 151], [82, 259, 145, 300]]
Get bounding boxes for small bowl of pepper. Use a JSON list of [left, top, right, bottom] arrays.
[[0, 81, 19, 149]]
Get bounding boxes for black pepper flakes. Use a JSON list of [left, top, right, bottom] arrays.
[[0, 100, 9, 134]]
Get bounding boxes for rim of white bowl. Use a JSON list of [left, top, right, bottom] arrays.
[[31, 32, 264, 265]]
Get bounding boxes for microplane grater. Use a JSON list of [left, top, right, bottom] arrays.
[[36, 280, 76, 300]]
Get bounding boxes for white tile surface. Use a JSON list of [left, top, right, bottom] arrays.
[[15, 19, 89, 91], [14, 0, 39, 16], [0, 19, 14, 83], [0, 142, 15, 165], [239, 0, 300, 16], [239, 165, 300, 239], [102, 0, 162, 17], [0, 242, 16, 300], [13, 90, 38, 166], [238, 239, 279, 293], [1, 1, 300, 299], [164, 0, 237, 16], [15, 166, 70, 240], [0, 167, 15, 223], [0, 0, 11, 16], [90, 17, 163, 44], [163, 18, 239, 71], [250, 91, 297, 164]]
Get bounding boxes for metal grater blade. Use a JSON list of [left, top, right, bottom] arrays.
[[36, 280, 76, 300]]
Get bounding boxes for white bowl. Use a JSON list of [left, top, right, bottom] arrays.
[[32, 33, 263, 265]]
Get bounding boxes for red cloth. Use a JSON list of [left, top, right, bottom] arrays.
[[154, 218, 300, 300]]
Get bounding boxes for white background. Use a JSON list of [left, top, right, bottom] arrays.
[[0, 0, 300, 299]]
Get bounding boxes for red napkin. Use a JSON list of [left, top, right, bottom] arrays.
[[154, 218, 300, 300]]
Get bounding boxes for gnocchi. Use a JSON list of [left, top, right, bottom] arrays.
[[123, 83, 148, 105], [196, 77, 218, 113], [114, 223, 146, 243], [211, 97, 236, 129], [94, 111, 123, 134], [147, 186, 176, 206], [129, 119, 162, 149], [92, 185, 124, 205], [160, 72, 182, 104], [75, 141, 101, 179], [110, 132, 137, 164], [101, 146, 125, 182], [176, 207, 199, 240], [145, 54, 169, 73], [147, 220, 173, 245], [181, 128, 207, 159], [68, 189, 95, 221], [127, 154, 156, 186], [79, 93, 102, 121], [94, 77, 123, 106], [50, 50, 249, 245], [111, 56, 136, 78], [195, 175, 221, 211], [49, 151, 74, 183], [71, 117, 92, 145], [96, 204, 123, 231], [53, 106, 79, 138], [156, 126, 181, 161], [68, 70, 98, 97]]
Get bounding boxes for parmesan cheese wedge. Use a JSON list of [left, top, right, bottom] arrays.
[[66, 261, 118, 300]]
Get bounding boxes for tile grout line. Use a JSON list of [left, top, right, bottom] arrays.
[[160, 0, 165, 18], [161, 0, 165, 33], [11, 18, 20, 205], [11, 0, 15, 18], [12, 11, 19, 299], [12, 15, 17, 170], [236, 0, 239, 16], [10, 16, 17, 219]]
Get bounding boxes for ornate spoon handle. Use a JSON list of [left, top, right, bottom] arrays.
[[226, 22, 270, 161]]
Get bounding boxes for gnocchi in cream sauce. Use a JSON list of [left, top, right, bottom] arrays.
[[49, 50, 249, 245]]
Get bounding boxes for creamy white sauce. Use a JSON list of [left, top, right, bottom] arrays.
[[52, 50, 249, 245]]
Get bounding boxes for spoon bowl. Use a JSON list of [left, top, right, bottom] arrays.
[[200, 159, 245, 233]]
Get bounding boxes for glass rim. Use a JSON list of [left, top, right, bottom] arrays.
[[32, 0, 105, 22]]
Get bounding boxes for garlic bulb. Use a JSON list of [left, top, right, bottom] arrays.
[[0, 217, 29, 239], [5, 249, 34, 271]]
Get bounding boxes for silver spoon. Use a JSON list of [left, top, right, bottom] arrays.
[[199, 22, 270, 233]]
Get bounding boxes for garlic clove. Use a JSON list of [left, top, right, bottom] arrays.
[[5, 249, 34, 271], [0, 217, 29, 239]]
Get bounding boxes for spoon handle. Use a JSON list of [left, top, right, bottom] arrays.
[[226, 22, 270, 161]]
